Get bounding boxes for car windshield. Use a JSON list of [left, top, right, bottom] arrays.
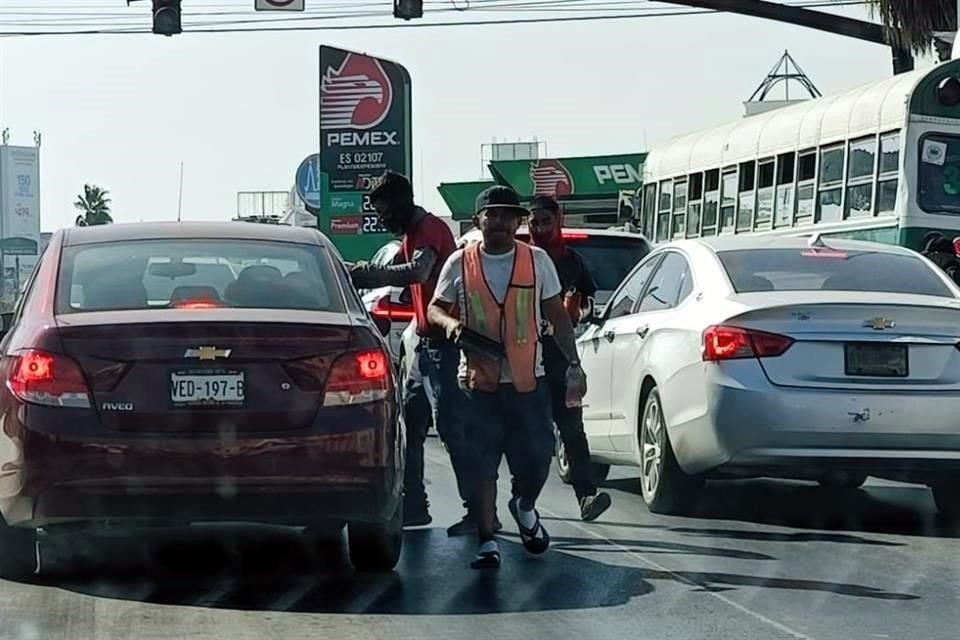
[[918, 134, 960, 214], [56, 239, 343, 313], [718, 247, 955, 297]]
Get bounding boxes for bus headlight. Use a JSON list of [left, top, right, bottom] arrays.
[[936, 76, 960, 108]]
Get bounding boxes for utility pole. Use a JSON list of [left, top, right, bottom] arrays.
[[176, 161, 184, 222]]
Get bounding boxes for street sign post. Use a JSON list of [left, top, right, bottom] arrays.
[[318, 46, 412, 261], [255, 0, 305, 10]]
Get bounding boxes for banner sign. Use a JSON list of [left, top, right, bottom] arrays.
[[319, 46, 412, 260]]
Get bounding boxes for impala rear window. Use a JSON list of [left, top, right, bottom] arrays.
[[718, 248, 955, 297], [56, 239, 344, 313]]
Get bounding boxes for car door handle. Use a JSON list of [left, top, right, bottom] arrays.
[[604, 330, 616, 343], [636, 325, 650, 339]]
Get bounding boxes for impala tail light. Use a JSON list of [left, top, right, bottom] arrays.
[[702, 325, 794, 361]]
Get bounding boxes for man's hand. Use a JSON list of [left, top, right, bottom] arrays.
[[444, 320, 464, 343]]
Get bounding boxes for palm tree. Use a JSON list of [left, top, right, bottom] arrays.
[[74, 184, 113, 226], [860, 1, 956, 56]]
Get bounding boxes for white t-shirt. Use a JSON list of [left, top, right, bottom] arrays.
[[433, 243, 563, 383]]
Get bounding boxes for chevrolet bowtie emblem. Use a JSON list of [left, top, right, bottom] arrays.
[[185, 346, 232, 361], [863, 318, 896, 331]]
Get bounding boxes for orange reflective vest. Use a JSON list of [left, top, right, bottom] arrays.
[[461, 241, 539, 393]]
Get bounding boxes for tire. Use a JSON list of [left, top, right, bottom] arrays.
[[638, 387, 699, 515], [930, 483, 960, 521], [818, 472, 868, 489], [348, 502, 403, 572], [0, 517, 35, 579]]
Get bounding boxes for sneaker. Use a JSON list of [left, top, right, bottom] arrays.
[[403, 502, 432, 527], [446, 512, 504, 537], [579, 492, 612, 522]]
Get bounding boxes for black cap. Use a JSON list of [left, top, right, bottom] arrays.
[[370, 171, 414, 204], [475, 185, 527, 215], [529, 194, 560, 213]]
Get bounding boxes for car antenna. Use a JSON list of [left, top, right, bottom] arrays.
[[807, 232, 826, 248]]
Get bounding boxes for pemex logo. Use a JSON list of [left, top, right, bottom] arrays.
[[321, 53, 393, 131], [530, 159, 574, 197]]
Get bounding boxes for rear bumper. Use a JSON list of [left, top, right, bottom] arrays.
[[672, 360, 960, 479], [0, 404, 404, 529], [3, 480, 396, 529]]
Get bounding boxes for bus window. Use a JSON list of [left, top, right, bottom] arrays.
[[642, 183, 657, 240], [687, 173, 704, 238], [703, 169, 720, 236], [797, 151, 817, 224], [919, 133, 960, 214], [846, 136, 877, 218], [657, 180, 672, 242], [817, 145, 845, 223], [755, 160, 775, 229], [720, 169, 738, 233], [877, 131, 901, 215], [672, 180, 688, 238], [775, 152, 796, 228], [737, 161, 756, 232]]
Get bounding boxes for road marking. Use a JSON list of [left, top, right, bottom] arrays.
[[425, 449, 818, 640]]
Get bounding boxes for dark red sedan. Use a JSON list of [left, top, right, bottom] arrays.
[[0, 222, 403, 575]]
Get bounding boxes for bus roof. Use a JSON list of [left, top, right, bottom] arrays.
[[644, 67, 928, 180]]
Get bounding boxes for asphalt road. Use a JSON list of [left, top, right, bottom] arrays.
[[2, 438, 958, 640]]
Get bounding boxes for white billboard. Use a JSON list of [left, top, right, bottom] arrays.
[[0, 145, 41, 281]]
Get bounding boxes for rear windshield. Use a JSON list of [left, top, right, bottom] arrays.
[[56, 239, 344, 314], [718, 248, 955, 298], [517, 233, 651, 292]]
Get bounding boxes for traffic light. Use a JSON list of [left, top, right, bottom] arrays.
[[152, 0, 181, 36], [393, 0, 423, 20]]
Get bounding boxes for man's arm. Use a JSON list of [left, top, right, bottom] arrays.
[[427, 299, 461, 339], [542, 295, 579, 364], [349, 247, 437, 289], [572, 250, 598, 308]]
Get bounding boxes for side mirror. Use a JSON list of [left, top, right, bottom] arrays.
[[583, 299, 604, 326], [0, 312, 14, 337]]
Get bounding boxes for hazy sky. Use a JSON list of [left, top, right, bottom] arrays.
[[0, 1, 936, 231]]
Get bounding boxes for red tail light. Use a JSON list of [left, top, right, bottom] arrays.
[[323, 349, 391, 407], [7, 350, 92, 408], [173, 297, 223, 309], [702, 325, 794, 361], [562, 231, 588, 240], [370, 295, 415, 321]]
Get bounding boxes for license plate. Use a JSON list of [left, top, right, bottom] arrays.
[[170, 370, 245, 406], [844, 343, 908, 377]]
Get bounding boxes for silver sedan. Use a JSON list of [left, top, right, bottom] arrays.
[[577, 235, 960, 519]]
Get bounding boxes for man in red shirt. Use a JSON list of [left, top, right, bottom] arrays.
[[350, 172, 477, 531]]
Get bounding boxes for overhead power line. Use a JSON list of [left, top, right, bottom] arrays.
[[0, 0, 873, 37]]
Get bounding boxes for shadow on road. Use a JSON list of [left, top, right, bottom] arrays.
[[30, 527, 656, 615], [603, 476, 960, 539], [19, 520, 919, 614]]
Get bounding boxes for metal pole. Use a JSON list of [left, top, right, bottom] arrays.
[[176, 161, 184, 222]]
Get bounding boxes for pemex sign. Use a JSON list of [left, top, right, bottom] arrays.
[[488, 153, 646, 199], [318, 46, 412, 261]]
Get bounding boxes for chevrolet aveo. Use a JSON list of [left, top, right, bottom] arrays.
[[0, 222, 404, 577]]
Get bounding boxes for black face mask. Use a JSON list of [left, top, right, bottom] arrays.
[[379, 201, 416, 234]]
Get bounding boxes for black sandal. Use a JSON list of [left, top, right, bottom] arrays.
[[508, 496, 550, 555], [470, 548, 501, 569]]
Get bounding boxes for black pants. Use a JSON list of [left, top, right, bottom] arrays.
[[543, 337, 597, 500], [402, 338, 475, 509]]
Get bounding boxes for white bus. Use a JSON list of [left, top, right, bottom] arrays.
[[637, 59, 960, 251]]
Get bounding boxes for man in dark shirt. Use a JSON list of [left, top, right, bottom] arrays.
[[349, 172, 476, 531], [528, 195, 612, 521]]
